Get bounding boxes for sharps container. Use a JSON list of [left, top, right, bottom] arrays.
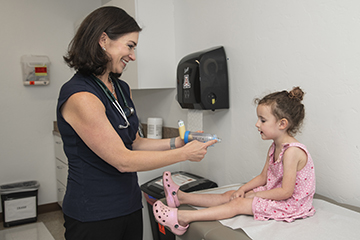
[[140, 171, 217, 240], [0, 181, 40, 227]]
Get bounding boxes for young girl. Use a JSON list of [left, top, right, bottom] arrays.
[[153, 87, 316, 235]]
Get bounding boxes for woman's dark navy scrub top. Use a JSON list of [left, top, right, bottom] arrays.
[[56, 72, 142, 222]]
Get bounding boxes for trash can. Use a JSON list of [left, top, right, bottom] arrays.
[[0, 180, 40, 227], [140, 171, 217, 240]]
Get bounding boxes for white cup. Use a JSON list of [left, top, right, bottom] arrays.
[[147, 118, 163, 139]]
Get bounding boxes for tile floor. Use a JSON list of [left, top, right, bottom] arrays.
[[0, 210, 65, 240]]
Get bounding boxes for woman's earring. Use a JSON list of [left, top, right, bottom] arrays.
[[102, 47, 106, 51]]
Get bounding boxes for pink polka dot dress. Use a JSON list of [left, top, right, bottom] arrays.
[[252, 142, 316, 222]]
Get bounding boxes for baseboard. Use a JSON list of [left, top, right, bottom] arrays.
[[0, 202, 61, 223], [37, 202, 62, 214]]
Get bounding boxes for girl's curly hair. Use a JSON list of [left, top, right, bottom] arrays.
[[255, 87, 305, 136]]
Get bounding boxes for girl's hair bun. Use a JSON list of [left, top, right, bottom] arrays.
[[288, 86, 304, 101]]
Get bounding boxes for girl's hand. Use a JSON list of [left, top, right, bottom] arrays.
[[244, 190, 256, 198], [230, 188, 245, 200]]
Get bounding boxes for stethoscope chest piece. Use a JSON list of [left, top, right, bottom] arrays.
[[124, 106, 135, 118]]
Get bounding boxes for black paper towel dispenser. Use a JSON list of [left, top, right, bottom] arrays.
[[177, 46, 229, 111]]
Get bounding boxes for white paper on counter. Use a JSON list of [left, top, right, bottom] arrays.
[[192, 184, 360, 240]]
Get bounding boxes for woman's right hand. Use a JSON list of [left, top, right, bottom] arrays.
[[182, 139, 217, 162]]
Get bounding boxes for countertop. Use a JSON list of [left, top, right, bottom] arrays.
[[53, 121, 178, 139]]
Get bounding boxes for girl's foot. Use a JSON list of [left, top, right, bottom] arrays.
[[163, 171, 180, 208], [153, 200, 189, 235]]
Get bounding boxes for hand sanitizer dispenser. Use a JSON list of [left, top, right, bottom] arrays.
[[176, 46, 229, 111]]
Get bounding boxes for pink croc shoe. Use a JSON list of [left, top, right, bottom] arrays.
[[163, 171, 180, 208], [153, 200, 189, 236]]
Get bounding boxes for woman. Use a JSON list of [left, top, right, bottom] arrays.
[[57, 6, 216, 240]]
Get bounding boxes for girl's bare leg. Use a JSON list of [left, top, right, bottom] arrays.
[[177, 190, 236, 208], [177, 197, 253, 226]]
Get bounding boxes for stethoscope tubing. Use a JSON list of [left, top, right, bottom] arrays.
[[91, 74, 131, 129], [112, 100, 130, 129]]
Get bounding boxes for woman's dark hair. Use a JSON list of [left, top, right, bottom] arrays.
[[63, 6, 142, 76], [255, 87, 305, 136]]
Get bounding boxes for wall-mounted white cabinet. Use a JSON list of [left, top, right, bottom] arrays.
[[103, 0, 176, 89], [53, 134, 68, 207]]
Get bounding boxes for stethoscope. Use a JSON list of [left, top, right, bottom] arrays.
[[91, 74, 134, 129]]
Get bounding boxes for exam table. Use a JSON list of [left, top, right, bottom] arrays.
[[175, 185, 360, 240]]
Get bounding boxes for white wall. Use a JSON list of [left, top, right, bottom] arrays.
[[133, 0, 360, 208], [0, 0, 101, 209], [1, 0, 359, 236]]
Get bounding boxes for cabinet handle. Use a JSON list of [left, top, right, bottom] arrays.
[[57, 166, 65, 169]]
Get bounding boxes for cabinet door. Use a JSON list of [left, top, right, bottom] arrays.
[[102, 0, 139, 89], [135, 0, 176, 89], [103, 0, 176, 89], [54, 134, 68, 207], [54, 135, 67, 164], [56, 159, 68, 186], [56, 181, 66, 207]]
